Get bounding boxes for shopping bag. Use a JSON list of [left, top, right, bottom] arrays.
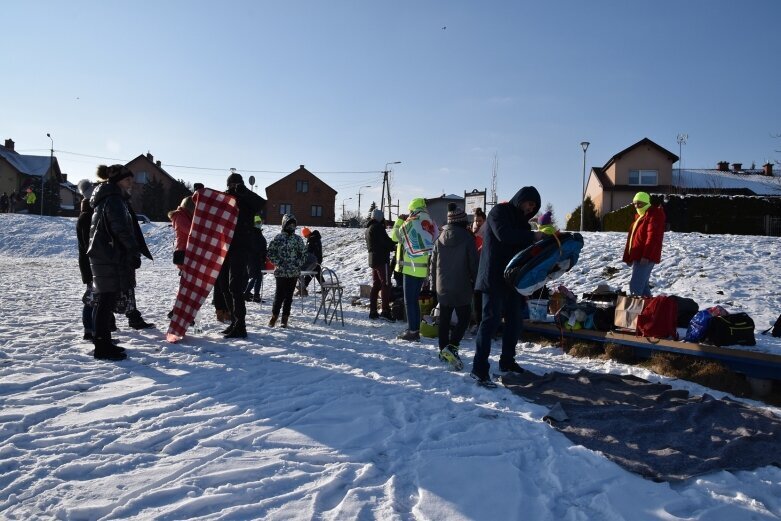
[[614, 295, 645, 331]]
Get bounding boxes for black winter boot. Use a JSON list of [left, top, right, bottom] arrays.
[[280, 315, 289, 328], [93, 338, 127, 361], [224, 322, 247, 338], [127, 309, 155, 330]]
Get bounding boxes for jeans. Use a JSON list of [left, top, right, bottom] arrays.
[[472, 287, 526, 376], [245, 275, 263, 297], [438, 304, 471, 349], [629, 261, 655, 297], [403, 274, 425, 332]]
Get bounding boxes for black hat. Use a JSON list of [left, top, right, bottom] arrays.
[[447, 205, 468, 224], [96, 164, 133, 183], [226, 172, 243, 186]]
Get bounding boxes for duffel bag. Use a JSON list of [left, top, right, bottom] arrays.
[[705, 312, 756, 347]]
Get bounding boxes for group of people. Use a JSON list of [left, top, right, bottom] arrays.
[[76, 163, 665, 382], [0, 189, 34, 213]]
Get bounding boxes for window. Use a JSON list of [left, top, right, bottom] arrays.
[[135, 171, 149, 184], [279, 203, 292, 215], [296, 180, 309, 193], [628, 169, 658, 186], [311, 205, 323, 217]]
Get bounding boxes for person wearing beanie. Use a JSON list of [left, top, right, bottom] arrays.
[[298, 228, 323, 296], [622, 192, 665, 296], [266, 213, 308, 327], [471, 186, 543, 386], [391, 197, 438, 341], [365, 208, 397, 321], [431, 205, 478, 370], [243, 215, 267, 304], [536, 211, 558, 236], [216, 171, 266, 338]]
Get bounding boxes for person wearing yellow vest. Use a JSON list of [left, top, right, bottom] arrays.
[[25, 188, 37, 212], [391, 197, 438, 341], [622, 192, 665, 296]]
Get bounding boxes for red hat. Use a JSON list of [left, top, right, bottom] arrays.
[[302, 227, 311, 238]]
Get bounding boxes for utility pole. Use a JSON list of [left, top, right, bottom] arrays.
[[381, 161, 401, 221], [676, 133, 688, 194], [45, 133, 53, 216]]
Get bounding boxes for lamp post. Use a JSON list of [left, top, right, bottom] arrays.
[[45, 133, 53, 216], [342, 197, 352, 222], [357, 185, 371, 218], [579, 141, 590, 232], [381, 161, 401, 220]]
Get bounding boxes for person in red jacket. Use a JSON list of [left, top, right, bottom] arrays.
[[622, 191, 665, 296]]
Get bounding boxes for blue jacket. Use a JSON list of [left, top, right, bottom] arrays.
[[475, 186, 541, 292]]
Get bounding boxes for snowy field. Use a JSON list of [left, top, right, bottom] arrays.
[[1, 213, 780, 520]]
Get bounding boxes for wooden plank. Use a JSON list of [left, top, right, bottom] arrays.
[[523, 321, 781, 380]]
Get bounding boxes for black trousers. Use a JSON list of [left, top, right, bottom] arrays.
[[272, 277, 298, 317], [218, 247, 250, 325], [438, 304, 472, 350], [93, 291, 117, 344]]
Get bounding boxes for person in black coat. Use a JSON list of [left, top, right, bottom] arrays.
[[217, 172, 266, 338], [365, 209, 397, 321], [244, 216, 268, 303], [470, 186, 542, 384], [87, 165, 139, 360], [299, 228, 323, 295]]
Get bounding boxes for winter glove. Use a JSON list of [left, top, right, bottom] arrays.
[[173, 250, 185, 265], [132, 255, 142, 269]]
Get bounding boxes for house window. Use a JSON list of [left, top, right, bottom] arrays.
[[296, 180, 309, 193], [279, 203, 292, 215], [135, 171, 149, 184], [628, 169, 658, 186], [311, 205, 323, 217]]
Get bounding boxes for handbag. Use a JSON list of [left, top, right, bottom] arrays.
[[614, 295, 645, 331]]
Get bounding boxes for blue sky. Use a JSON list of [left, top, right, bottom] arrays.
[[4, 1, 780, 221]]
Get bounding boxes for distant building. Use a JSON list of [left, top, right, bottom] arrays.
[[264, 165, 337, 226], [585, 137, 781, 220], [124, 152, 191, 221], [0, 138, 62, 212], [425, 193, 465, 228]]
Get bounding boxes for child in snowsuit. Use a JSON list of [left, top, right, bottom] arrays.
[[267, 213, 308, 327]]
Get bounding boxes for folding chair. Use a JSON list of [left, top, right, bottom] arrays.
[[313, 266, 344, 326]]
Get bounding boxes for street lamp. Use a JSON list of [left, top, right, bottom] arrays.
[[341, 197, 353, 222], [580, 141, 590, 232], [357, 185, 371, 218], [381, 161, 401, 221], [45, 133, 53, 216]]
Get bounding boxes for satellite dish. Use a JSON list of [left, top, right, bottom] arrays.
[[248, 176, 256, 186]]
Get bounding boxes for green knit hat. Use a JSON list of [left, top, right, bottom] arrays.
[[633, 192, 650, 205]]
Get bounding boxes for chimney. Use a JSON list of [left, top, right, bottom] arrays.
[[717, 161, 729, 171], [764, 162, 774, 176], [61, 173, 67, 182], [156, 160, 161, 167], [4, 139, 14, 151], [146, 152, 153, 162], [300, 164, 305, 169], [732, 163, 742, 172]]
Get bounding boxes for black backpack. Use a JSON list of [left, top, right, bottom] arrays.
[[673, 296, 699, 328], [761, 314, 781, 338], [705, 312, 756, 347]]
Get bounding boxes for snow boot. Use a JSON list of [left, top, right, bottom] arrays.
[[224, 322, 247, 338], [397, 330, 420, 341], [280, 315, 289, 328], [127, 310, 154, 330], [369, 311, 380, 320], [439, 345, 464, 371], [379, 310, 396, 323], [243, 292, 253, 302], [221, 321, 236, 335], [93, 338, 127, 361], [498, 359, 525, 376], [268, 314, 278, 327], [470, 370, 497, 388]]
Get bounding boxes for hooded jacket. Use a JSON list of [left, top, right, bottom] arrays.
[[168, 206, 193, 252], [430, 223, 479, 307], [226, 183, 266, 251], [305, 230, 323, 264], [365, 218, 396, 268], [622, 204, 665, 264], [76, 198, 94, 285], [267, 214, 308, 278], [475, 186, 541, 292], [391, 198, 438, 278], [87, 182, 139, 293]]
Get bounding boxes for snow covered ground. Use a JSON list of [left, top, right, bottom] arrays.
[[1, 213, 780, 520]]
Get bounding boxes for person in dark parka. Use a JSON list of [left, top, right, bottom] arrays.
[[217, 172, 266, 338], [87, 165, 140, 360], [430, 204, 478, 366], [299, 227, 323, 295], [365, 209, 397, 321], [471, 186, 542, 384], [244, 215, 268, 303]]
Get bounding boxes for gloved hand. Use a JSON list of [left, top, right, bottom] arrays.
[[132, 255, 142, 269], [173, 250, 185, 265]]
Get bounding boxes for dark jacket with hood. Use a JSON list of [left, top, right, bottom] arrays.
[[77, 198, 94, 285], [87, 182, 140, 293], [247, 226, 268, 278], [475, 186, 541, 292], [430, 222, 479, 307], [306, 230, 323, 265], [365, 219, 396, 268]]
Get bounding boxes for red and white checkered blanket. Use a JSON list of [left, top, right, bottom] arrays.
[[166, 188, 237, 342]]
